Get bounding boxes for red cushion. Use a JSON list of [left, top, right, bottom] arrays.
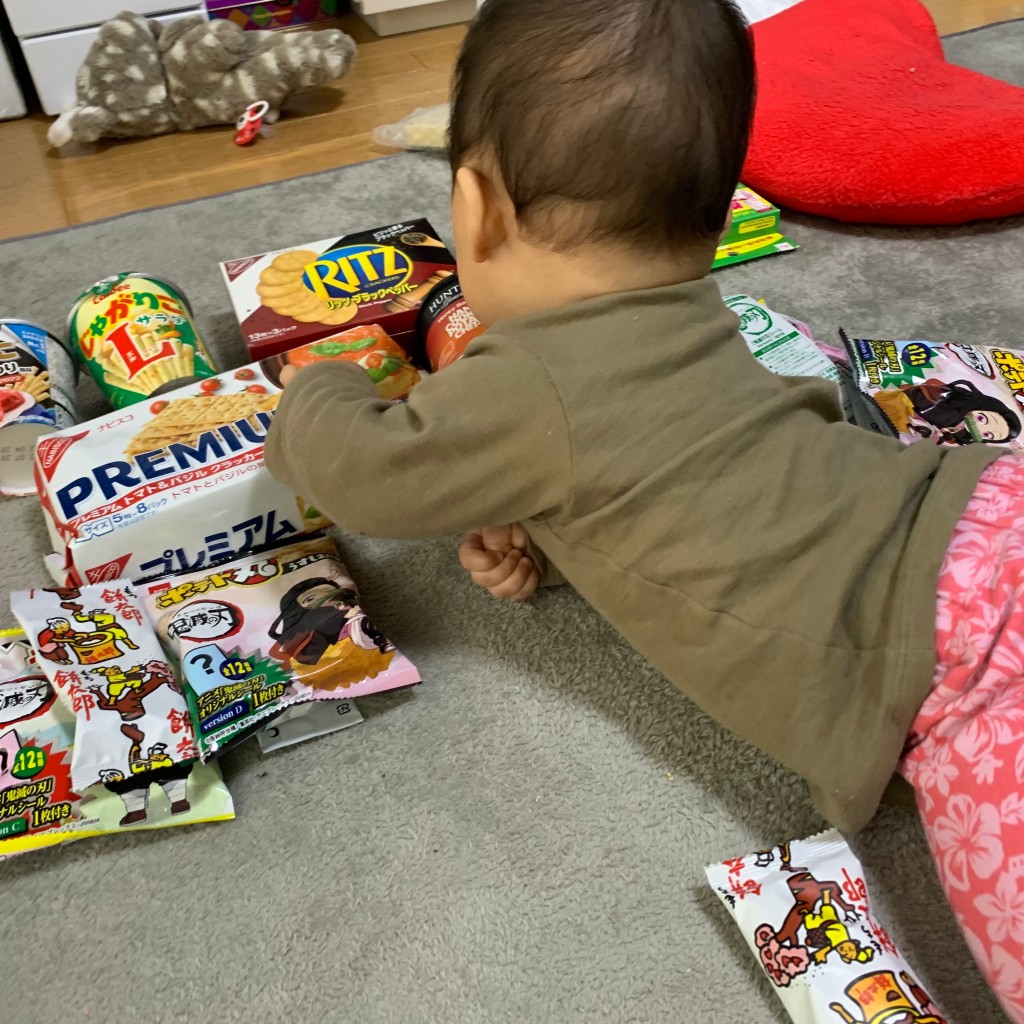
[[743, 0, 1024, 224]]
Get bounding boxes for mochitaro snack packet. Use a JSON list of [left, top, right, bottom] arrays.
[[1, 608, 233, 851], [706, 830, 946, 1024], [139, 535, 420, 759], [842, 332, 1024, 452], [11, 581, 197, 797]]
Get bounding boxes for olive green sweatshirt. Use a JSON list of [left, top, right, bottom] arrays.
[[265, 279, 996, 832]]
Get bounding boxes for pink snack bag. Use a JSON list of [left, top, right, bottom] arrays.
[[138, 535, 420, 758]]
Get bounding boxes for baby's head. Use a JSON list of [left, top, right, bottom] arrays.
[[449, 0, 755, 326]]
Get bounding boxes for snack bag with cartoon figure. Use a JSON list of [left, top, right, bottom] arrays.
[[706, 830, 947, 1024], [0, 626, 233, 854], [11, 581, 198, 797], [138, 534, 420, 759], [0, 628, 82, 856], [842, 332, 1024, 451]]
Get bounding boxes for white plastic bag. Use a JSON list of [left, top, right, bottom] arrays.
[[373, 104, 449, 151]]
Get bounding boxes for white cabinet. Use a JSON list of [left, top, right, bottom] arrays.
[[352, 0, 475, 37], [2, 0, 204, 116], [0, 32, 26, 120], [5, 0, 196, 38]]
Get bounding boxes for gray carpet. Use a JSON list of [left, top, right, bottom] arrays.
[[1, 22, 1021, 1024]]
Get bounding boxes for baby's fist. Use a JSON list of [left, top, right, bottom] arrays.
[[459, 524, 539, 601]]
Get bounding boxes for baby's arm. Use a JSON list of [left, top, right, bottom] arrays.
[[265, 342, 571, 540]]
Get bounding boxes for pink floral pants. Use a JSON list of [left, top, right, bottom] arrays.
[[900, 456, 1024, 1023]]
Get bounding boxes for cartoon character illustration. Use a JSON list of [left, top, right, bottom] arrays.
[[773, 842, 860, 949], [0, 728, 22, 784], [830, 970, 946, 1024], [89, 660, 193, 827], [268, 578, 392, 666], [803, 890, 874, 965], [36, 610, 140, 666], [900, 973, 942, 1019], [98, 759, 193, 827], [89, 660, 181, 703], [873, 378, 1021, 446]]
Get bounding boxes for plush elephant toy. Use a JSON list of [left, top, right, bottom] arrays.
[[48, 10, 356, 146]]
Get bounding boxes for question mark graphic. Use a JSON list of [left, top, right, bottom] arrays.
[[190, 652, 215, 675]]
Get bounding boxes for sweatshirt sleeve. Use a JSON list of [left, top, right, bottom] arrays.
[[523, 534, 566, 588], [264, 341, 572, 539]]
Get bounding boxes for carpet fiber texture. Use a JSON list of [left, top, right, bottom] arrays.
[[0, 23, 1020, 1024]]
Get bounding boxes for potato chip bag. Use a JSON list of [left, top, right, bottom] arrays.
[[138, 535, 420, 759]]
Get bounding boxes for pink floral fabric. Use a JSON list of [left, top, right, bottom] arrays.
[[900, 455, 1024, 1023]]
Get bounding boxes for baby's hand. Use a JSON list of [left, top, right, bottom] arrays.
[[459, 523, 539, 601]]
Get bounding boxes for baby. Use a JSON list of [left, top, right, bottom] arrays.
[[266, 0, 1023, 1017]]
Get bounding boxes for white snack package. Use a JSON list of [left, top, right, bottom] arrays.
[[727, 295, 855, 420], [727, 294, 844, 383], [706, 830, 946, 1024], [11, 580, 197, 795], [34, 364, 330, 587]]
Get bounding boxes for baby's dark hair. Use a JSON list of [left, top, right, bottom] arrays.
[[450, 0, 756, 255]]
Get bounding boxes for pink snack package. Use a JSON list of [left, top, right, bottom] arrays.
[[137, 535, 420, 758], [706, 830, 947, 1024]]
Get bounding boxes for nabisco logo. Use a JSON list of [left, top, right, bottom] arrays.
[[85, 554, 131, 584], [37, 431, 88, 482], [227, 255, 262, 279]]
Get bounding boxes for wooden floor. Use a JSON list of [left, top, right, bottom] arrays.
[[0, 0, 1020, 242]]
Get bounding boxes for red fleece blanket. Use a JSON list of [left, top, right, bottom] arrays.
[[743, 0, 1024, 224]]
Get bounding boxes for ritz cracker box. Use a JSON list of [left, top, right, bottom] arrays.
[[33, 326, 420, 587], [220, 219, 457, 362]]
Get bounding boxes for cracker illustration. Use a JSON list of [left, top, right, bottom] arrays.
[[319, 305, 359, 326], [267, 291, 324, 318], [256, 247, 362, 327], [258, 266, 302, 287], [257, 280, 307, 299], [271, 249, 318, 273], [124, 392, 280, 457]]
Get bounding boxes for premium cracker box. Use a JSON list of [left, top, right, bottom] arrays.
[[33, 327, 419, 586]]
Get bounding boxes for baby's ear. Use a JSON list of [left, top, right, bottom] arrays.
[[454, 165, 507, 263], [718, 207, 734, 244]]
